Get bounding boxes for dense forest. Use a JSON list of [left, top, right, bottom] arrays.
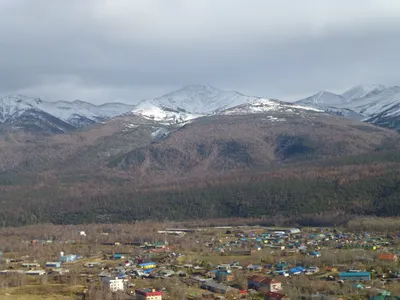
[[1, 149, 400, 227], [1, 112, 400, 227]]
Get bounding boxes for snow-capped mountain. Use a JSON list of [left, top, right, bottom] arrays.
[[296, 85, 400, 127], [0, 95, 76, 133], [131, 100, 202, 125], [341, 86, 400, 117], [4, 83, 398, 135], [0, 94, 135, 133], [0, 95, 42, 123], [33, 99, 134, 127], [221, 98, 322, 116], [297, 91, 347, 106], [129, 85, 317, 124], [360, 88, 400, 131], [147, 84, 259, 114], [341, 84, 386, 102]]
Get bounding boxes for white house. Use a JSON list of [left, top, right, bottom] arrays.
[[289, 228, 301, 234], [102, 277, 124, 292], [25, 270, 46, 276]]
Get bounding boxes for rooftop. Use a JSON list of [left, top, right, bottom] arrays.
[[135, 288, 163, 296]]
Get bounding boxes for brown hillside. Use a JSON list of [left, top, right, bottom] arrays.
[[111, 112, 399, 179]]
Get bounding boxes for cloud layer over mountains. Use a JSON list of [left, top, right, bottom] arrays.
[[1, 0, 400, 103]]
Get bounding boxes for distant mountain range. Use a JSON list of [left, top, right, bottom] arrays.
[[0, 85, 322, 133], [1, 84, 400, 225], [1, 84, 400, 134], [2, 84, 400, 135], [296, 84, 400, 130], [0, 94, 134, 133]]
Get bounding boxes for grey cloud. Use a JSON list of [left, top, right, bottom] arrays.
[[0, 0, 399, 103]]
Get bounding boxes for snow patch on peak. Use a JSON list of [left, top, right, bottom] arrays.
[[222, 98, 323, 116], [130, 86, 323, 125], [0, 94, 135, 128], [131, 101, 202, 124], [341, 84, 387, 101], [149, 84, 259, 114], [297, 91, 346, 106], [151, 127, 170, 143]]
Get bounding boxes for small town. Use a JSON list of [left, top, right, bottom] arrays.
[[1, 221, 400, 300], [1, 1, 400, 300]]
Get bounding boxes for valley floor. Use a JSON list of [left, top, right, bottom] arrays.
[[1, 217, 400, 299]]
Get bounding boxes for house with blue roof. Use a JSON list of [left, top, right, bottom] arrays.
[[138, 262, 157, 270], [339, 272, 371, 281]]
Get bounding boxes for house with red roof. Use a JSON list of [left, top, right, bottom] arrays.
[[135, 288, 163, 300], [378, 253, 398, 262], [264, 291, 290, 300]]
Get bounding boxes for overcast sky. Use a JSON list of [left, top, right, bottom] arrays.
[[0, 0, 399, 104]]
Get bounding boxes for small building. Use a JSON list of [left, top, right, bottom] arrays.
[[247, 264, 263, 271], [25, 270, 46, 276], [50, 268, 70, 275], [45, 262, 61, 268], [21, 263, 40, 268], [227, 249, 254, 256], [283, 249, 298, 256], [102, 277, 125, 292], [305, 266, 320, 274], [84, 262, 101, 268], [275, 262, 289, 270], [112, 253, 123, 260], [216, 270, 235, 283], [60, 254, 77, 263], [0, 269, 25, 274], [265, 291, 290, 300], [378, 253, 398, 262], [310, 251, 321, 257], [248, 275, 282, 292], [135, 288, 163, 300], [289, 266, 304, 275], [339, 272, 371, 281], [288, 228, 301, 234], [139, 262, 157, 270], [201, 281, 234, 295]]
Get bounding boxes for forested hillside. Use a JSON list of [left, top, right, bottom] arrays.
[[0, 110, 400, 226]]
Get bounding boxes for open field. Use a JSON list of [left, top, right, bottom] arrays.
[[0, 284, 83, 300]]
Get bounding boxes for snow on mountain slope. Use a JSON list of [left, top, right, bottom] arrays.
[[149, 84, 259, 114], [11, 109, 76, 134], [296, 91, 347, 106], [366, 101, 400, 131], [295, 85, 400, 121], [36, 100, 134, 127], [321, 107, 364, 121], [222, 98, 323, 116], [0, 95, 43, 123], [341, 84, 386, 102], [130, 85, 322, 124], [131, 100, 202, 124], [0, 95, 135, 129], [340, 86, 400, 117]]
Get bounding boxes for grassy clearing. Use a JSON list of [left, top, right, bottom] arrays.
[[0, 294, 75, 300], [0, 284, 83, 300], [198, 254, 254, 265]]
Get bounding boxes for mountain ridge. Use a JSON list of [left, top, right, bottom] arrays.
[[296, 84, 400, 130], [0, 94, 135, 132], [2, 83, 400, 135], [1, 84, 400, 225]]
